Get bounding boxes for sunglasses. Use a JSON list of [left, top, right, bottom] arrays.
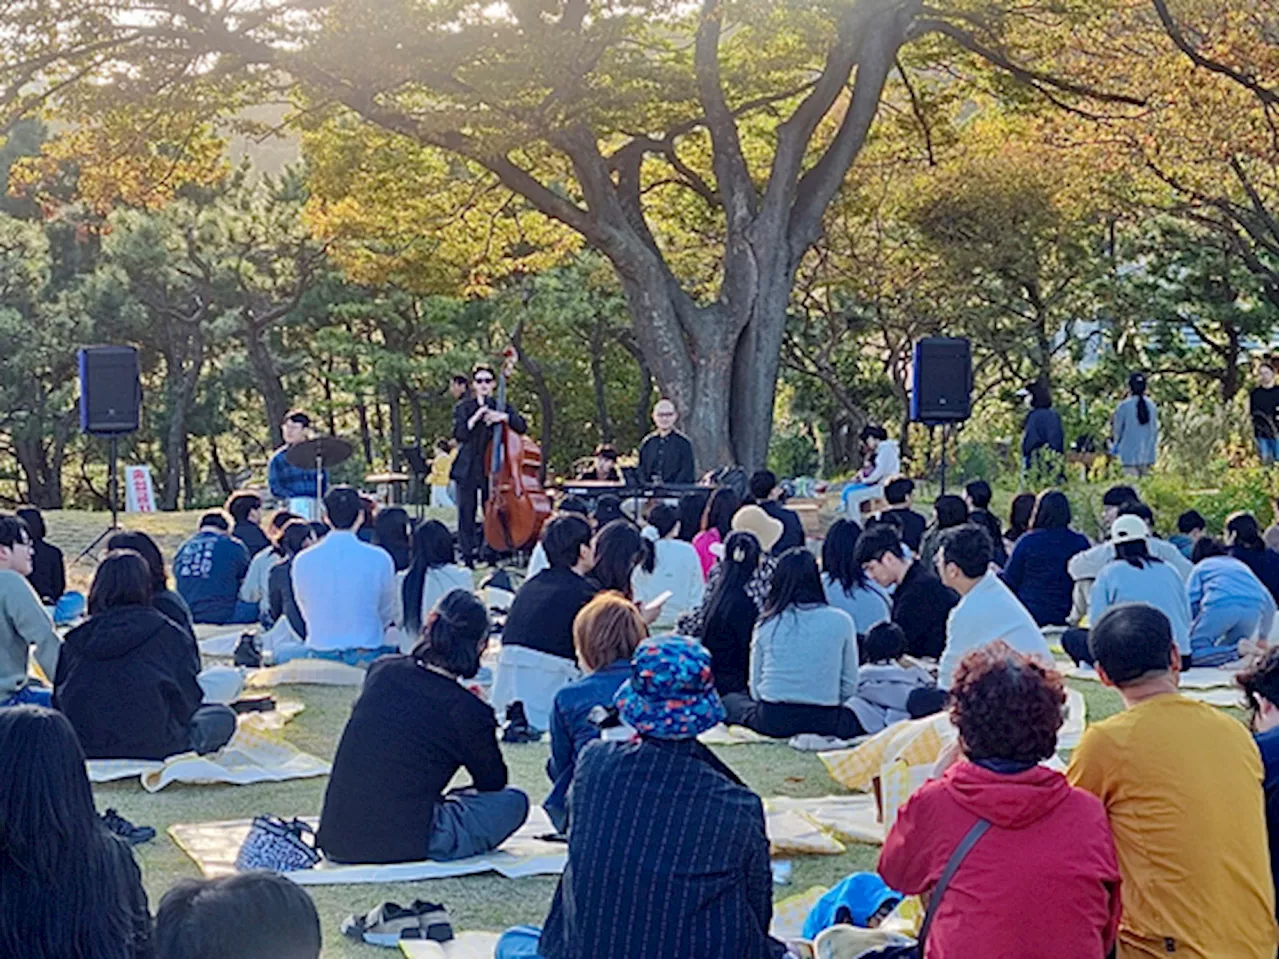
[[474, 376, 494, 384]]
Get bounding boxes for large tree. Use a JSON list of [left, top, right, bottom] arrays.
[[2, 0, 1142, 469]]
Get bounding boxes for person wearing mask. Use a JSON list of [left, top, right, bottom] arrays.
[[372, 506, 412, 572], [722, 549, 863, 739], [492, 515, 597, 732], [54, 551, 236, 759], [1004, 492, 1036, 550], [283, 486, 400, 666], [841, 425, 900, 516], [107, 529, 196, 643], [495, 639, 787, 959], [1021, 379, 1065, 470], [1250, 356, 1279, 464], [1001, 489, 1091, 626], [225, 491, 270, 556], [637, 399, 696, 485], [1111, 372, 1159, 477], [963, 480, 1007, 567], [0, 514, 60, 707], [844, 622, 933, 733], [544, 592, 647, 832], [917, 494, 968, 572], [1226, 511, 1280, 602], [1068, 604, 1277, 958], [0, 706, 152, 959], [854, 523, 958, 660], [747, 470, 804, 554], [820, 518, 890, 637], [879, 476, 926, 554], [879, 644, 1121, 959], [268, 410, 328, 521], [399, 519, 472, 651], [1186, 539, 1277, 667], [174, 512, 256, 625], [14, 506, 66, 608], [155, 873, 322, 959], [631, 502, 705, 629], [237, 510, 300, 623], [318, 589, 528, 864], [909, 525, 1053, 718], [577, 444, 622, 483], [692, 486, 741, 578], [1236, 648, 1278, 886], [677, 506, 783, 642], [1171, 509, 1206, 560]]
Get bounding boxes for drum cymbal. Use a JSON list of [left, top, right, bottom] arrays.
[[285, 436, 354, 469]]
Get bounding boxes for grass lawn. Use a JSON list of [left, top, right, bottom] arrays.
[[41, 509, 1138, 957]]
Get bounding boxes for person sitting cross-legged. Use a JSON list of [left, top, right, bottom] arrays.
[[107, 529, 197, 646], [631, 502, 705, 630], [279, 485, 400, 667], [854, 522, 958, 660], [1067, 604, 1278, 958], [317, 589, 528, 864], [963, 479, 1007, 567], [747, 469, 805, 554], [879, 643, 1121, 959], [1000, 489, 1090, 627], [495, 638, 788, 959], [174, 512, 257, 625], [544, 591, 647, 833], [236, 510, 300, 624], [0, 513, 61, 707], [845, 622, 934, 734], [155, 872, 322, 959]]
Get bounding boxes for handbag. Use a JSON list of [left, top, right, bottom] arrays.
[[234, 815, 321, 873]]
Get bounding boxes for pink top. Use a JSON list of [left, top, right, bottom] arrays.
[[691, 529, 722, 579]]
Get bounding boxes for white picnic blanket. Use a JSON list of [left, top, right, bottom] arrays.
[[698, 723, 772, 745], [767, 794, 885, 847], [170, 807, 567, 885], [400, 934, 502, 959], [197, 629, 246, 657], [1068, 663, 1243, 705], [243, 659, 368, 688]]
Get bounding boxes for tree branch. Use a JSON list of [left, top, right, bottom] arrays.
[[1150, 0, 1278, 107], [693, 0, 757, 231], [895, 55, 935, 165]]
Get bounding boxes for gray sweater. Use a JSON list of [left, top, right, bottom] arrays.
[[0, 569, 60, 696], [1111, 396, 1159, 467], [748, 604, 858, 706]]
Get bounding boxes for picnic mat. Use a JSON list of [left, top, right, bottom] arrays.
[[1068, 663, 1244, 706], [170, 807, 568, 885], [197, 629, 247, 657], [400, 934, 502, 959], [767, 794, 885, 846], [699, 723, 772, 745], [243, 659, 368, 688]]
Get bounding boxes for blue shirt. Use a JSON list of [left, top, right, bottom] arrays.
[[173, 531, 250, 624], [268, 446, 329, 500], [1001, 527, 1091, 626], [1088, 558, 1192, 653], [544, 659, 632, 832]]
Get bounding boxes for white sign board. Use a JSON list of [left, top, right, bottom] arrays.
[[124, 465, 157, 513]]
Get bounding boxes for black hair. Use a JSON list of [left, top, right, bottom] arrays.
[[933, 494, 968, 529], [939, 524, 993, 579], [435, 437, 451, 453], [884, 476, 914, 505], [88, 550, 153, 614], [1088, 603, 1175, 685], [1118, 501, 1155, 528], [411, 589, 489, 678], [0, 514, 31, 550], [1028, 380, 1052, 410], [677, 490, 710, 543], [964, 480, 992, 509], [593, 444, 619, 460], [267, 511, 300, 554], [862, 622, 907, 664], [859, 424, 888, 442], [373, 506, 412, 571], [821, 518, 868, 593], [400, 521, 457, 636], [592, 495, 624, 527], [283, 409, 311, 428], [1191, 537, 1229, 563], [224, 491, 262, 523], [853, 523, 903, 568], [762, 548, 827, 621], [1177, 510, 1206, 535], [557, 495, 590, 518], [543, 515, 593, 569], [1226, 512, 1266, 551], [199, 512, 229, 531], [589, 520, 649, 598], [1031, 489, 1072, 530], [106, 531, 169, 593], [1238, 647, 1279, 722], [450, 374, 469, 387], [1006, 493, 1036, 540], [646, 502, 681, 541], [1129, 372, 1151, 425], [308, 521, 329, 541], [15, 506, 45, 542], [699, 531, 762, 640], [748, 470, 778, 502], [702, 487, 741, 538], [1102, 485, 1139, 508], [472, 362, 495, 379], [323, 486, 362, 530], [155, 872, 322, 959], [277, 521, 315, 558], [0, 706, 148, 959], [1115, 538, 1157, 569]]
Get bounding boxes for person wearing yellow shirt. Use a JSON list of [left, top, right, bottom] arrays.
[[428, 438, 457, 509], [1067, 602, 1277, 959]]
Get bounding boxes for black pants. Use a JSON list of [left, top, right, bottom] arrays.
[[1062, 628, 1093, 665], [456, 479, 487, 562], [906, 686, 948, 719], [722, 694, 864, 739]]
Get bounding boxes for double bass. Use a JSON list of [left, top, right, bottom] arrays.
[[483, 347, 553, 552]]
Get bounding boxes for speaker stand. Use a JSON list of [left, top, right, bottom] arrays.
[[77, 434, 122, 561]]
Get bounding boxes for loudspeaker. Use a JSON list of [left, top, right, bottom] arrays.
[[78, 346, 141, 434], [911, 337, 972, 424]]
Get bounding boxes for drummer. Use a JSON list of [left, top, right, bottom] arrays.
[[268, 410, 329, 521]]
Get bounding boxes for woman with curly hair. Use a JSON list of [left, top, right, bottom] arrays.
[[878, 643, 1121, 958]]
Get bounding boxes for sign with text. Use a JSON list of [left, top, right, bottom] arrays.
[[124, 465, 157, 513]]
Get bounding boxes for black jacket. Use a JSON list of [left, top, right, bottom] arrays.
[[26, 539, 65, 605], [883, 507, 927, 554], [450, 397, 529, 485], [760, 500, 805, 554], [269, 558, 307, 638], [233, 521, 271, 557], [890, 561, 959, 660], [53, 605, 204, 760], [637, 431, 696, 484], [502, 567, 597, 661]]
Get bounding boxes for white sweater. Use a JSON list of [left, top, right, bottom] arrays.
[[631, 538, 706, 629], [292, 531, 398, 651], [938, 572, 1052, 690]]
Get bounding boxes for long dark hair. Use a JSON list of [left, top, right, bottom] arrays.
[[1226, 512, 1266, 552], [589, 520, 650, 598], [701, 487, 741, 538], [0, 706, 147, 959], [411, 589, 489, 679], [106, 530, 169, 593], [1115, 538, 1159, 569], [1031, 490, 1072, 530], [402, 520, 457, 635], [762, 548, 827, 622], [1006, 493, 1036, 540], [373, 506, 412, 571], [88, 550, 153, 614], [677, 490, 710, 543], [1129, 372, 1150, 425], [821, 518, 867, 593], [699, 531, 761, 640]]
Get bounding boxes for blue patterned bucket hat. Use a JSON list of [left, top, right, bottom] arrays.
[[614, 637, 725, 739]]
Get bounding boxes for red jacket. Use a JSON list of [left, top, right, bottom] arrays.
[[878, 760, 1121, 959]]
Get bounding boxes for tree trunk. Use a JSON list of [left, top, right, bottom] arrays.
[[13, 435, 59, 509], [512, 324, 555, 483], [387, 384, 404, 471], [588, 318, 613, 443], [410, 391, 425, 450], [162, 395, 186, 511], [181, 431, 195, 509], [1222, 323, 1242, 401], [209, 436, 232, 496], [244, 324, 290, 447], [617, 331, 654, 443]]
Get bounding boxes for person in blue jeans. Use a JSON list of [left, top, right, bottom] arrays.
[[544, 591, 647, 832], [174, 513, 257, 625], [1187, 539, 1277, 667]]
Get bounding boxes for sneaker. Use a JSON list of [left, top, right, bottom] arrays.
[[501, 701, 542, 744], [341, 900, 453, 947], [233, 633, 263, 668], [101, 808, 156, 845]]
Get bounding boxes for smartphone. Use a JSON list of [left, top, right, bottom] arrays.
[[644, 590, 673, 613]]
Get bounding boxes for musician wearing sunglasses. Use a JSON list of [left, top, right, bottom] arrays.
[[451, 363, 529, 565]]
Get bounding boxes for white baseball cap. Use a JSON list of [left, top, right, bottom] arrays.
[[1109, 514, 1149, 545]]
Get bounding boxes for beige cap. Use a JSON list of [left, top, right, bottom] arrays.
[[731, 504, 785, 553]]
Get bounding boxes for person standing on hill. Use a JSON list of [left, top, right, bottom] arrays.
[[1111, 372, 1158, 477], [1250, 357, 1279, 465], [1022, 380, 1065, 470]]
